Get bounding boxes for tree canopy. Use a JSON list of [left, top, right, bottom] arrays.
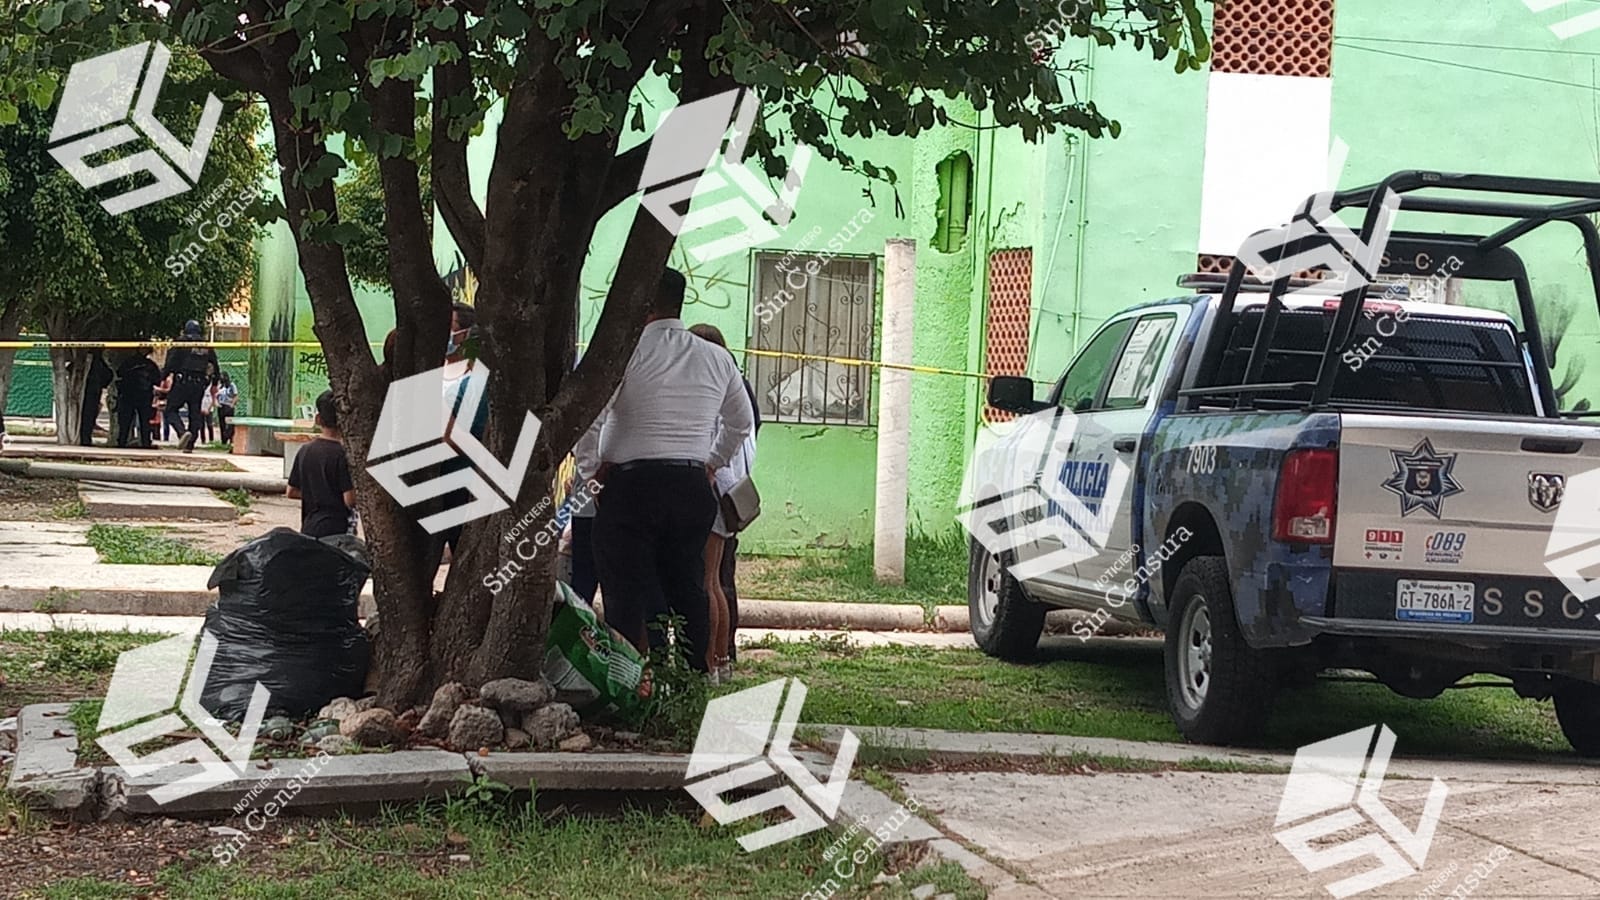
[[0, 20, 268, 438]]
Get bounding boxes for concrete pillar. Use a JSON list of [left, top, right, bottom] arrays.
[[874, 239, 916, 584]]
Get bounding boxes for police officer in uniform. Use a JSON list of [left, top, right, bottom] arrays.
[[162, 320, 219, 453]]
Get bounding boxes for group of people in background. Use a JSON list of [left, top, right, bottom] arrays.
[[73, 319, 239, 451]]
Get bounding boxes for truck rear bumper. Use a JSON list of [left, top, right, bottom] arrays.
[[1299, 615, 1600, 648]]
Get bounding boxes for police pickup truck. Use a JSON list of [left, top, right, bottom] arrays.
[[966, 172, 1600, 753]]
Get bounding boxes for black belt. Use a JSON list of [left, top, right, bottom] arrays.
[[612, 458, 703, 474]]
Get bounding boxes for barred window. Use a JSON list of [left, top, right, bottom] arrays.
[[748, 251, 876, 425]]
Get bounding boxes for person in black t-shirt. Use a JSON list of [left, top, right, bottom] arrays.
[[286, 390, 356, 538]]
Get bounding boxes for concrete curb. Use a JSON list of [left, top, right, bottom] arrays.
[[6, 703, 100, 818], [6, 702, 1022, 892], [469, 751, 691, 791], [813, 724, 1290, 771], [0, 458, 285, 493], [102, 749, 473, 818], [0, 584, 1134, 637]]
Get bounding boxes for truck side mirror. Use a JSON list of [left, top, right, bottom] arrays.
[[988, 376, 1048, 414]]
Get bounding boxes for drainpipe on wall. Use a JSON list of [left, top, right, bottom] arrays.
[[874, 238, 917, 583], [1069, 38, 1096, 353]]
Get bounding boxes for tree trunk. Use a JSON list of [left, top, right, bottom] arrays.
[[49, 346, 90, 446], [0, 295, 26, 428]]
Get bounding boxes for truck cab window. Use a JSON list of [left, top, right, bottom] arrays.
[[1105, 315, 1177, 410], [1055, 319, 1134, 412]]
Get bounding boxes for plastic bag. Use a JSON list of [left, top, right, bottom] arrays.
[[200, 528, 371, 720], [544, 582, 652, 724]]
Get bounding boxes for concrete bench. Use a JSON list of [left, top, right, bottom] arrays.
[[230, 416, 310, 458]]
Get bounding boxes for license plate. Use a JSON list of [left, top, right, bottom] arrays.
[[1396, 580, 1475, 623]]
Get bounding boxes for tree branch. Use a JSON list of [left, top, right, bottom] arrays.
[[349, 14, 455, 380], [430, 17, 486, 276]]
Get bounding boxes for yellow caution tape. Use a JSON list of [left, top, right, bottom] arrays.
[[0, 340, 990, 380]]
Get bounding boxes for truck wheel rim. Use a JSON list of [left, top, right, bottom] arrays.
[[1179, 599, 1212, 709], [977, 550, 1002, 628]]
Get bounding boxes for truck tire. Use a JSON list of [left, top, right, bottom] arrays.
[[1164, 556, 1275, 744], [1554, 681, 1600, 758], [968, 539, 1045, 661]]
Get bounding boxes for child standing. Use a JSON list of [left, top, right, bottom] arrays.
[[286, 390, 356, 538]]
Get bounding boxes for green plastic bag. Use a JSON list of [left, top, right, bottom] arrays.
[[544, 582, 653, 723]]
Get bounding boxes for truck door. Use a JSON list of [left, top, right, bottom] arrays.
[[1053, 312, 1181, 597]]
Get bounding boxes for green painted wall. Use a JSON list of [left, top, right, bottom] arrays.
[[1330, 0, 1600, 410]]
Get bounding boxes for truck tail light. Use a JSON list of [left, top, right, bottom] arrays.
[[1274, 449, 1338, 544]]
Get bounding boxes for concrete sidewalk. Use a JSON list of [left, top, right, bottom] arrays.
[[852, 725, 1600, 898]]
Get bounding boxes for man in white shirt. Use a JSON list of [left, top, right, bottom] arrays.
[[577, 269, 755, 670]]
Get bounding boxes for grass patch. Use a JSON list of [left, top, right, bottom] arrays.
[[85, 524, 223, 566], [29, 801, 986, 900], [50, 499, 87, 519], [732, 639, 1575, 759], [740, 530, 967, 610], [216, 488, 252, 511], [0, 629, 165, 714]]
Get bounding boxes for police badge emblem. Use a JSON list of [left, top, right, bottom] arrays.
[[1381, 438, 1464, 518]]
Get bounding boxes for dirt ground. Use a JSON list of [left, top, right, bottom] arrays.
[[69, 456, 240, 472], [0, 806, 311, 897], [0, 474, 79, 521], [163, 494, 303, 556]]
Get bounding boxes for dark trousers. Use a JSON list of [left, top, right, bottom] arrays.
[[219, 404, 235, 443], [592, 464, 717, 672], [116, 395, 154, 448], [720, 535, 740, 661], [569, 515, 599, 604], [79, 390, 102, 445], [165, 382, 204, 440]]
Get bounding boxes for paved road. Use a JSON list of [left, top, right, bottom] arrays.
[[898, 763, 1600, 898]]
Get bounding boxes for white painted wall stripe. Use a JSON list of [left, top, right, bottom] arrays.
[[1196, 72, 1334, 256]]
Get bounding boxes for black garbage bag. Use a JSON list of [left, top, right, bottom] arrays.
[[200, 527, 371, 720]]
